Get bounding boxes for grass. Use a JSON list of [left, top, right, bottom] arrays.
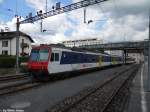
[[0, 65, 28, 76], [0, 68, 17, 75]]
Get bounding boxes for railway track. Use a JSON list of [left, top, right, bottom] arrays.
[[0, 81, 41, 96], [0, 73, 41, 96], [48, 64, 140, 112], [0, 74, 29, 82], [0, 64, 136, 97]]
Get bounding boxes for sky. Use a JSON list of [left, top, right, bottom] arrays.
[[0, 0, 149, 44]]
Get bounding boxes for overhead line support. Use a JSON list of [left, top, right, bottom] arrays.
[[15, 0, 109, 72], [20, 0, 108, 24]]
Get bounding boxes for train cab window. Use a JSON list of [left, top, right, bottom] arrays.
[[31, 49, 39, 61], [39, 49, 49, 61], [30, 49, 49, 61]]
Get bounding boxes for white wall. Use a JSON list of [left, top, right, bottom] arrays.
[[0, 36, 32, 56], [0, 39, 11, 55], [11, 38, 16, 55], [128, 53, 144, 63]]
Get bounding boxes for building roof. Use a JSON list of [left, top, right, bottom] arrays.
[[0, 31, 34, 43]]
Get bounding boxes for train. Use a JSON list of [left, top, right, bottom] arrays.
[[27, 44, 135, 80]]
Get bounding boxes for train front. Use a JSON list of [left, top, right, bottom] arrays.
[[28, 46, 51, 81]]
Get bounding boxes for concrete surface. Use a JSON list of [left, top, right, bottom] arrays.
[[126, 62, 150, 112]]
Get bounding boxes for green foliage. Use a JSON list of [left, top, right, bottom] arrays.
[[0, 56, 16, 68], [0, 55, 29, 68], [19, 56, 29, 73], [19, 56, 29, 63]]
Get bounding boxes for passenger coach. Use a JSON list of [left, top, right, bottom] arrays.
[[28, 45, 133, 80]]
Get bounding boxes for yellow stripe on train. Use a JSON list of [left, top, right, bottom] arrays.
[[97, 56, 102, 67], [112, 57, 117, 64]]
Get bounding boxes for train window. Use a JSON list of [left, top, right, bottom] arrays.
[[51, 53, 54, 61], [63, 53, 66, 58], [39, 49, 49, 61], [102, 56, 105, 61], [92, 57, 96, 62], [51, 53, 59, 62], [55, 53, 59, 61], [31, 49, 39, 61]]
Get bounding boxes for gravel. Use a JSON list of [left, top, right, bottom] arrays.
[[48, 64, 140, 112]]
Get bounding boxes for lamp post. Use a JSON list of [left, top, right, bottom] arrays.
[[37, 10, 43, 32], [148, 7, 150, 91], [84, 8, 86, 24]]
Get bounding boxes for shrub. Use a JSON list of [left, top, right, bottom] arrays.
[[19, 56, 29, 73], [0, 55, 29, 68], [0, 56, 16, 68], [19, 56, 29, 63]]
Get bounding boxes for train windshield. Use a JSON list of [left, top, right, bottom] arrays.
[[30, 49, 49, 61]]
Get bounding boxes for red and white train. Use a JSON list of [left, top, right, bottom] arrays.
[[27, 45, 135, 80]]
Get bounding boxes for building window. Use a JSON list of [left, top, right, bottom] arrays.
[[22, 39, 24, 43], [2, 40, 8, 47], [2, 50, 8, 55]]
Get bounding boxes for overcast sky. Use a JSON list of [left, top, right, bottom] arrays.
[[0, 0, 149, 44]]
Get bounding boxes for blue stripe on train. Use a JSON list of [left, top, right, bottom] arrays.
[[60, 51, 121, 64]]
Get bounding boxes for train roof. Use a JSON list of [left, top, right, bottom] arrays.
[[32, 44, 121, 57], [34, 44, 100, 51]]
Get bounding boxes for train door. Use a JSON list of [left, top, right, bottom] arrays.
[[49, 50, 60, 74]]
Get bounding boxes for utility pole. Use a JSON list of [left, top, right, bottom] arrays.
[[84, 7, 86, 23], [148, 7, 150, 91], [37, 10, 43, 32], [16, 17, 20, 73], [40, 19, 43, 32], [46, 0, 47, 13]]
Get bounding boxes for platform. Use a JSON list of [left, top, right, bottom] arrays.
[[125, 62, 150, 112]]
